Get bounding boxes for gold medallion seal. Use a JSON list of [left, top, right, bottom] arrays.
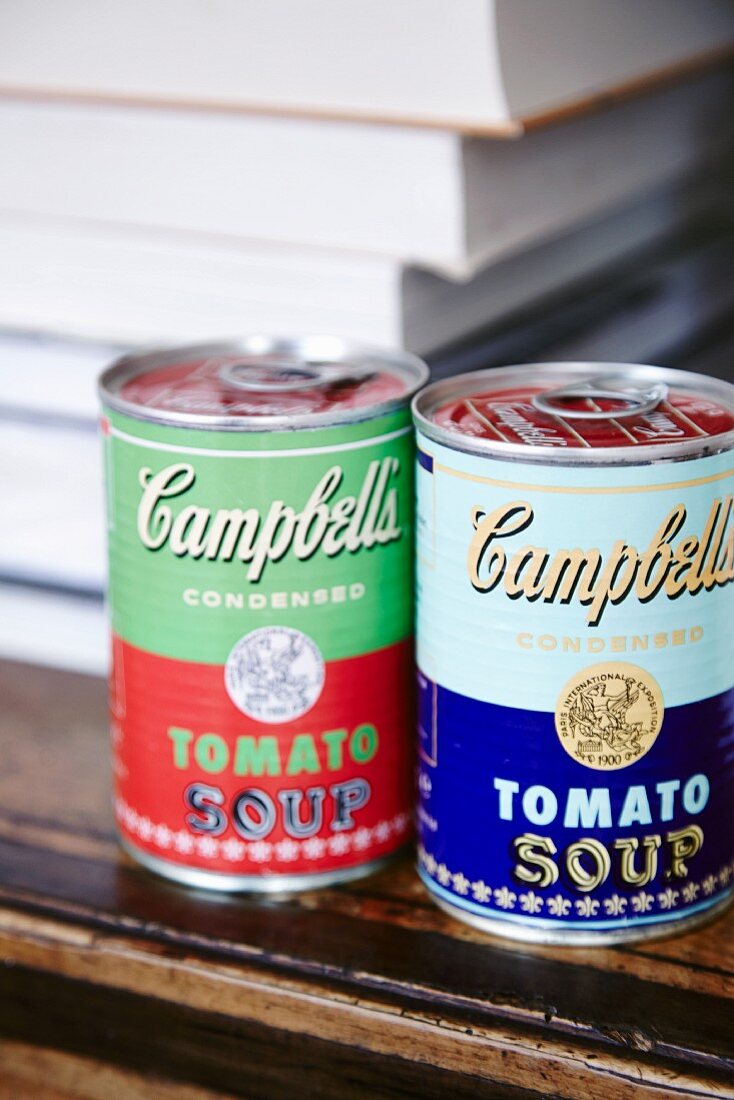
[[555, 662, 664, 771]]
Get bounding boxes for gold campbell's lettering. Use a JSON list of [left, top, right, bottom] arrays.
[[137, 458, 402, 580], [467, 496, 734, 625]]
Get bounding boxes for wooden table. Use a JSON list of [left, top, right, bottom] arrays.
[[0, 658, 732, 1098]]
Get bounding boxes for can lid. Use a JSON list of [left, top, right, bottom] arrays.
[[413, 363, 734, 465], [99, 336, 428, 430]]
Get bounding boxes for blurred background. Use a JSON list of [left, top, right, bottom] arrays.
[[1, 0, 733, 675]]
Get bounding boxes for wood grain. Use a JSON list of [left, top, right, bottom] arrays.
[[0, 1039, 233, 1100], [0, 658, 732, 1097]]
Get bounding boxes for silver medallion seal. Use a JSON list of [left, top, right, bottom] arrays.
[[224, 626, 325, 723]]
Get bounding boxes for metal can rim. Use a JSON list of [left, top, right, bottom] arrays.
[[426, 882, 734, 946], [412, 362, 734, 467], [120, 834, 405, 894], [99, 336, 429, 431]]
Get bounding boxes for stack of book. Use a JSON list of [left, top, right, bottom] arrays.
[[1, 0, 733, 671]]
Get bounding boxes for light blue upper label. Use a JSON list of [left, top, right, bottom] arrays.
[[416, 437, 734, 710]]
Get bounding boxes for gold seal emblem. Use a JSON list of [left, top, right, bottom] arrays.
[[555, 662, 664, 771]]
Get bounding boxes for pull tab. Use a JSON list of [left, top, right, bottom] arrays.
[[218, 357, 355, 393], [532, 375, 668, 420]]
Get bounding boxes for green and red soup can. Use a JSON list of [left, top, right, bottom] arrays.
[[99, 337, 428, 890]]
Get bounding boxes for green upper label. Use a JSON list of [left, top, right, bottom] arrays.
[[103, 408, 414, 664]]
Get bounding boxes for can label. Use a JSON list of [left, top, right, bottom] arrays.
[[416, 436, 734, 934], [104, 408, 414, 878]]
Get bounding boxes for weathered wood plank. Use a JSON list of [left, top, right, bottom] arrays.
[[0, 964, 560, 1100], [1, 945, 731, 1099], [0, 834, 732, 1077], [0, 1040, 231, 1100], [2, 655, 734, 979], [1, 657, 733, 1095]]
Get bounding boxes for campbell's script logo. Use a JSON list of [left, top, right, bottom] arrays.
[[467, 495, 733, 625], [136, 458, 401, 580]]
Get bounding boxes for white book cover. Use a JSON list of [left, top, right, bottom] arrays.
[[0, 582, 107, 674], [0, 180, 709, 360], [0, 216, 405, 347], [0, 418, 105, 591], [0, 330, 122, 419], [0, 0, 732, 131], [0, 70, 731, 273]]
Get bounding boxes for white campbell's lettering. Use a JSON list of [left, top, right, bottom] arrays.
[[493, 774, 710, 827], [137, 459, 402, 580], [468, 496, 734, 625]]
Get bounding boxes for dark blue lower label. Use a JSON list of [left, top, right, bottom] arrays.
[[417, 671, 734, 932]]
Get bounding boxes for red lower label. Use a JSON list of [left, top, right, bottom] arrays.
[[112, 637, 413, 877]]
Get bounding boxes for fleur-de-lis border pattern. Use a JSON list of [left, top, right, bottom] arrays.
[[418, 844, 733, 921], [116, 797, 411, 865]]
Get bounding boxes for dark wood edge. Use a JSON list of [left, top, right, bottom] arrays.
[[0, 963, 551, 1100], [0, 834, 732, 1083]]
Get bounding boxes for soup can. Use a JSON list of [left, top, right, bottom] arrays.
[[99, 336, 427, 891], [413, 362, 734, 944]]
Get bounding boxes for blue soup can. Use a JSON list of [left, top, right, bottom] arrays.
[[412, 363, 734, 944]]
